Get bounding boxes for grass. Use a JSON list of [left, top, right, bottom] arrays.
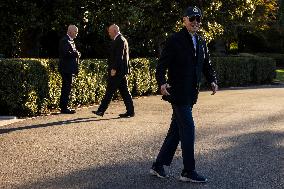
[[275, 69, 284, 82]]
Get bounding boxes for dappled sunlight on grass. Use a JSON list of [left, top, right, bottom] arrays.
[[275, 69, 284, 82]]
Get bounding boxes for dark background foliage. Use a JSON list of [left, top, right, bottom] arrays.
[[0, 0, 283, 58]]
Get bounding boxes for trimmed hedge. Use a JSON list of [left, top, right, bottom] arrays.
[[211, 56, 276, 87], [128, 58, 158, 96], [0, 56, 276, 117], [255, 53, 284, 67], [0, 59, 49, 116], [0, 58, 157, 116]]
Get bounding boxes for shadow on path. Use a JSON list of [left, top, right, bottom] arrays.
[[216, 83, 284, 91], [14, 131, 283, 189], [0, 116, 122, 135]]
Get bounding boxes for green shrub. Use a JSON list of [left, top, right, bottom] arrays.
[[0, 58, 157, 116], [129, 58, 158, 96], [255, 53, 284, 67], [0, 56, 276, 117], [70, 59, 108, 107], [0, 59, 49, 116], [275, 69, 284, 82], [211, 56, 276, 87]]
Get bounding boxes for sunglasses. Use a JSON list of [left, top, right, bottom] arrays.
[[188, 16, 201, 23]]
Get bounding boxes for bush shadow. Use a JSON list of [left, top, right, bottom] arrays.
[[0, 116, 122, 134]]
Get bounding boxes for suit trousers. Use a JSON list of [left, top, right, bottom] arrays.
[[59, 72, 73, 110], [98, 75, 134, 114], [155, 104, 196, 171]]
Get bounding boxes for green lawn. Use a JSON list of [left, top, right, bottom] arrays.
[[275, 69, 284, 82]]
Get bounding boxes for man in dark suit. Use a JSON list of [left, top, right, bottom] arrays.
[[58, 25, 81, 114], [93, 24, 134, 118], [150, 6, 218, 183]]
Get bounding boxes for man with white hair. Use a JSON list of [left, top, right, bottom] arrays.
[[93, 24, 134, 118], [58, 25, 81, 114]]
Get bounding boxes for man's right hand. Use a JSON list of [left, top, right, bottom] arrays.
[[161, 83, 171, 95]]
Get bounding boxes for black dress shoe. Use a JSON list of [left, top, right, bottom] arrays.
[[92, 110, 104, 117], [119, 112, 135, 118], [61, 109, 76, 114]]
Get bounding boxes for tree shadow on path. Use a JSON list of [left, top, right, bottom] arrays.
[[14, 130, 283, 189]]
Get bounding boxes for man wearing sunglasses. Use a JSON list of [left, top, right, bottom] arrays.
[[150, 6, 218, 183]]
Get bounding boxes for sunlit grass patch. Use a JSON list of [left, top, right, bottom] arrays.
[[275, 69, 284, 82]]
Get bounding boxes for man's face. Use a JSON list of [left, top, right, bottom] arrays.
[[183, 15, 201, 33], [69, 28, 78, 39], [108, 27, 116, 40]]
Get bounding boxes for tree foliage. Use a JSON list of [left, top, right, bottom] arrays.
[[0, 0, 281, 58]]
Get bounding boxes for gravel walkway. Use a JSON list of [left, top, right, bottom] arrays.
[[0, 86, 283, 189]]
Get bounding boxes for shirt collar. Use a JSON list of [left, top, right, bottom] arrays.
[[67, 34, 73, 40], [114, 32, 121, 40], [188, 31, 196, 37], [189, 32, 197, 50]]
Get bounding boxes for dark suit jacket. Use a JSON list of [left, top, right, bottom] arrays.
[[108, 34, 130, 76], [156, 27, 217, 105], [58, 35, 79, 74]]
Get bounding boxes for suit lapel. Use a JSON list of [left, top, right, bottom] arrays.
[[195, 35, 200, 57], [181, 29, 195, 56]]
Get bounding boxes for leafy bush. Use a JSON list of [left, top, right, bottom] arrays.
[[0, 56, 276, 117], [211, 56, 276, 87], [128, 58, 158, 96], [0, 59, 50, 116], [0, 58, 157, 116], [70, 59, 108, 107], [254, 53, 284, 67], [275, 69, 284, 82]]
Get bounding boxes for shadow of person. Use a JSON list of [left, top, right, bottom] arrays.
[[0, 116, 122, 134]]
